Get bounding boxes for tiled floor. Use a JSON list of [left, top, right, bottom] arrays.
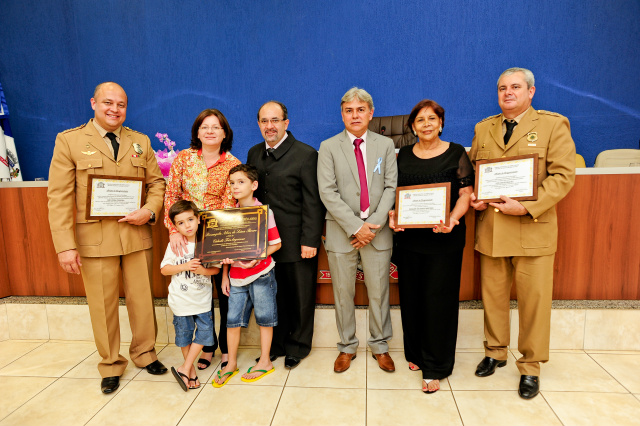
[[1, 341, 639, 426]]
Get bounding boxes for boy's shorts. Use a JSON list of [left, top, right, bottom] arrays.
[[173, 311, 215, 347], [227, 269, 278, 328]]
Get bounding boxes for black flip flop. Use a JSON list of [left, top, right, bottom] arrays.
[[171, 366, 189, 392], [197, 358, 211, 370], [188, 376, 201, 389]]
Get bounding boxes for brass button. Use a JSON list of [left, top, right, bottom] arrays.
[[494, 208, 499, 213], [87, 164, 91, 167], [501, 155, 506, 158], [534, 219, 538, 222], [116, 162, 120, 166]]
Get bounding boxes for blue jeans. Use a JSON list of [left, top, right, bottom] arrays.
[[227, 269, 278, 328], [173, 311, 215, 347]]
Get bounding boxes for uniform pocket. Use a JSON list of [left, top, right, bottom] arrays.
[[76, 222, 103, 246], [131, 157, 147, 178], [76, 158, 103, 187]]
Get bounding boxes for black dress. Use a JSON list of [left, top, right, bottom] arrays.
[[393, 142, 474, 380]]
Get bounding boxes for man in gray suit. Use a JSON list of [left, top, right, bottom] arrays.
[[318, 87, 398, 373]]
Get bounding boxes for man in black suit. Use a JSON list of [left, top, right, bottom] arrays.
[[247, 101, 325, 369]]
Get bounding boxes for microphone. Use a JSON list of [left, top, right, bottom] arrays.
[[380, 126, 386, 135]]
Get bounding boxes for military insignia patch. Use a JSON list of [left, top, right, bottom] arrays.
[[527, 132, 538, 142], [133, 143, 143, 155]]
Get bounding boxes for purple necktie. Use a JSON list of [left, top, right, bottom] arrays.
[[353, 138, 369, 212]]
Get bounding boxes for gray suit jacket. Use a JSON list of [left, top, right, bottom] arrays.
[[317, 130, 397, 253]]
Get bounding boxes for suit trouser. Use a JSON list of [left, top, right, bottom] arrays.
[[327, 244, 392, 354], [480, 253, 554, 376], [80, 249, 158, 377], [271, 258, 318, 359]]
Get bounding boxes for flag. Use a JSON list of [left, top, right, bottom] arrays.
[[0, 82, 23, 181]]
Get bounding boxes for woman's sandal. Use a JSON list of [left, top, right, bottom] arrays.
[[197, 358, 211, 370], [422, 379, 440, 394], [408, 362, 421, 371]]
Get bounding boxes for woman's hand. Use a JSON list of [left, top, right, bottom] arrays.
[[170, 232, 188, 256], [433, 218, 459, 234], [388, 210, 405, 232]]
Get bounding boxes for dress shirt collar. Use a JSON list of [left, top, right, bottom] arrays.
[[346, 130, 368, 145], [264, 132, 288, 150], [91, 119, 122, 140]]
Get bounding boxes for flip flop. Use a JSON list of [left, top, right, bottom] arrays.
[[212, 368, 239, 388], [188, 376, 201, 389], [197, 358, 211, 370], [171, 366, 189, 392], [422, 379, 440, 394], [408, 362, 421, 371], [240, 366, 275, 383]]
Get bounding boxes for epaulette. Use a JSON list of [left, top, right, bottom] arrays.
[[123, 126, 145, 135], [537, 110, 560, 117], [478, 114, 500, 123], [61, 123, 87, 134]]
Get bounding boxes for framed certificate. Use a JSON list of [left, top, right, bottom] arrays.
[[475, 154, 539, 203], [395, 183, 451, 228], [195, 205, 269, 263], [86, 175, 145, 220]]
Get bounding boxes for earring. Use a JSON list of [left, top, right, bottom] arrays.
[[413, 130, 417, 136], [439, 127, 443, 133]]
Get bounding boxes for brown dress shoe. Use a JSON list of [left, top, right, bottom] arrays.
[[334, 352, 357, 373], [372, 352, 395, 372]]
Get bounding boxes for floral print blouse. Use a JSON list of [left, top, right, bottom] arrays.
[[163, 148, 241, 234]]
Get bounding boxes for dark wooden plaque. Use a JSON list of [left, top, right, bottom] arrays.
[[195, 205, 269, 263]]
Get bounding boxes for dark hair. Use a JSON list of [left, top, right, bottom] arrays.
[[229, 164, 259, 182], [257, 101, 288, 121], [190, 109, 233, 152], [406, 100, 445, 136], [168, 200, 199, 225]]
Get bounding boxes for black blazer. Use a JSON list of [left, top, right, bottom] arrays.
[[247, 131, 325, 263]]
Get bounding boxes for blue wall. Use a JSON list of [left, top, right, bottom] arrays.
[[1, 0, 639, 180]]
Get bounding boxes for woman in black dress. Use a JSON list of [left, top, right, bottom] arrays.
[[389, 99, 473, 393]]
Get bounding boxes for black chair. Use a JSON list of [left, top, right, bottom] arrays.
[[368, 115, 416, 149]]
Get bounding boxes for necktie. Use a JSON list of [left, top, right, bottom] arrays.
[[266, 148, 275, 157], [106, 132, 119, 160], [504, 120, 517, 145], [353, 138, 369, 212]]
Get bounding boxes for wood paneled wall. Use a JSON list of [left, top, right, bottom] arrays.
[[1, 173, 639, 302]]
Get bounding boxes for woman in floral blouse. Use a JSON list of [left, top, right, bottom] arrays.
[[164, 108, 241, 370]]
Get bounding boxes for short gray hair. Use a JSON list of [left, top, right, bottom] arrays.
[[341, 87, 374, 110], [497, 68, 535, 89]]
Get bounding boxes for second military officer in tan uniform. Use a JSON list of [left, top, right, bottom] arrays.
[[468, 68, 576, 399], [48, 82, 168, 393]]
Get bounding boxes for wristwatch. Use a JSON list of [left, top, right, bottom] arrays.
[[146, 209, 156, 221]]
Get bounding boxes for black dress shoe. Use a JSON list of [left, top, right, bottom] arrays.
[[284, 356, 301, 369], [255, 354, 279, 363], [518, 375, 540, 399], [101, 376, 120, 394], [475, 356, 507, 377], [145, 360, 168, 375]]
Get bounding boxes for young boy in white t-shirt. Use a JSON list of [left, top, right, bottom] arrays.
[[161, 200, 220, 391]]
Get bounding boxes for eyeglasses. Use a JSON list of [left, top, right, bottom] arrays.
[[199, 126, 223, 132], [259, 118, 284, 125]]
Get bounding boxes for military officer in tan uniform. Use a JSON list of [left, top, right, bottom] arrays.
[[48, 82, 168, 393], [468, 68, 576, 399]]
